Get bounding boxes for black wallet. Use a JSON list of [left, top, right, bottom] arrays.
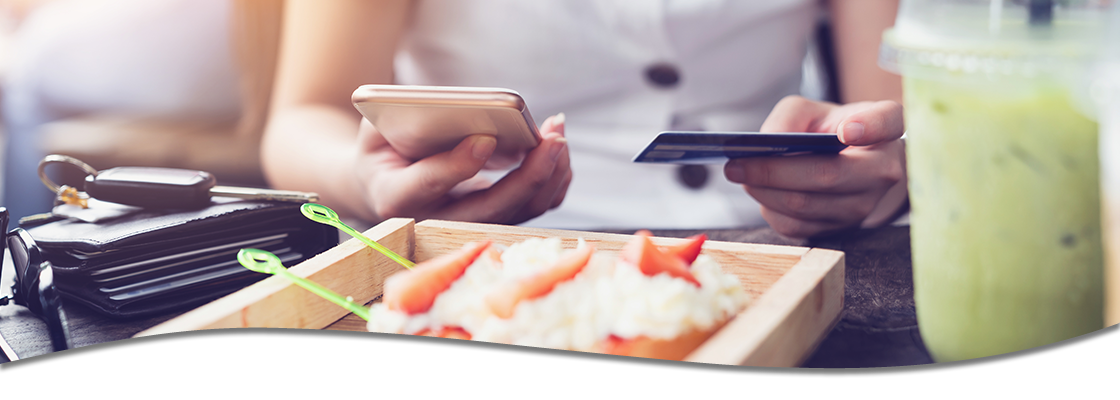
[[19, 198, 338, 319]]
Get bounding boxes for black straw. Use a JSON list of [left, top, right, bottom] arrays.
[[1029, 0, 1055, 25]]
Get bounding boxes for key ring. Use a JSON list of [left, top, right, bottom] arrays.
[[37, 154, 99, 194], [38, 155, 99, 208]]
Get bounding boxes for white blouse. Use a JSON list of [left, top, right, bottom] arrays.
[[396, 0, 822, 230]]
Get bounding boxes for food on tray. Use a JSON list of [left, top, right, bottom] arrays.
[[367, 231, 750, 360]]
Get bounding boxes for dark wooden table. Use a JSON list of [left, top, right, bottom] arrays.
[[0, 225, 931, 367]]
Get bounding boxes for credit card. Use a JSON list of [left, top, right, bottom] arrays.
[[632, 131, 848, 164]]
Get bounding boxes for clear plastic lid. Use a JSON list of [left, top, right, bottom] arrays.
[[1092, 5, 1120, 116], [880, 0, 1113, 77]]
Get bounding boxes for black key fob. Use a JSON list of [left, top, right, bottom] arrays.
[[85, 167, 216, 209]]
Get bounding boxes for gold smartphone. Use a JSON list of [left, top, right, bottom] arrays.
[[351, 85, 542, 164]]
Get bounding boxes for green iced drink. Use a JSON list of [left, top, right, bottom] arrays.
[[884, 0, 1113, 363], [904, 73, 1104, 362]]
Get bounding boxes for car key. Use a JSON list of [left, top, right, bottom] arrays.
[[84, 166, 319, 209]]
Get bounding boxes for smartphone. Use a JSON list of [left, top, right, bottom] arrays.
[[632, 131, 849, 164], [352, 85, 542, 165]]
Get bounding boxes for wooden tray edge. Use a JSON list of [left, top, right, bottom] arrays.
[[684, 247, 845, 366], [416, 219, 812, 256]]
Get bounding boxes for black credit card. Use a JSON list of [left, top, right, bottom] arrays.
[[632, 131, 848, 164]]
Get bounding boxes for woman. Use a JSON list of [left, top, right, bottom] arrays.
[[263, 0, 906, 237]]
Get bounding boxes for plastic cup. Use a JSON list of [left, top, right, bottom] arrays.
[[1096, 7, 1120, 328], [881, 0, 1111, 362], [1100, 77, 1120, 328]]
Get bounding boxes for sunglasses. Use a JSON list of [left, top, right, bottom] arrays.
[[1, 207, 73, 352]]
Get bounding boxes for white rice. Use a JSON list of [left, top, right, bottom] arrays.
[[366, 237, 750, 351]]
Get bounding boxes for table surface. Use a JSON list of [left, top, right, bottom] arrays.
[[0, 225, 931, 368]]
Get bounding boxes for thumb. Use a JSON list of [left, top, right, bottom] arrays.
[[837, 100, 905, 146]]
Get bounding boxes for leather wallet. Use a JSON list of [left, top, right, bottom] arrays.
[[19, 198, 338, 319]]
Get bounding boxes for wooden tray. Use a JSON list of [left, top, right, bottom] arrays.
[[137, 218, 844, 367]]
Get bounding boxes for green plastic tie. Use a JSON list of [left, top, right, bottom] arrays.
[[237, 248, 371, 321], [300, 203, 415, 269]]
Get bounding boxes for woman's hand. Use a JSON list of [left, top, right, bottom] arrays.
[[354, 113, 572, 225], [723, 96, 907, 238]]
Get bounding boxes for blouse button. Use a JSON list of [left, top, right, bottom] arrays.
[[645, 63, 680, 88], [676, 165, 709, 190]]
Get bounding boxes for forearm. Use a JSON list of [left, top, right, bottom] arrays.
[[263, 0, 409, 221], [262, 105, 374, 221], [827, 0, 903, 104]]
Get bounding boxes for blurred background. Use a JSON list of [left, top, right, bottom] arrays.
[[0, 0, 283, 221], [0, 0, 833, 222]]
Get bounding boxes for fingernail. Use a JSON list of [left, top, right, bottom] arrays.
[[841, 122, 864, 144], [472, 135, 497, 160], [549, 137, 567, 162], [550, 113, 567, 137], [724, 162, 746, 183]]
